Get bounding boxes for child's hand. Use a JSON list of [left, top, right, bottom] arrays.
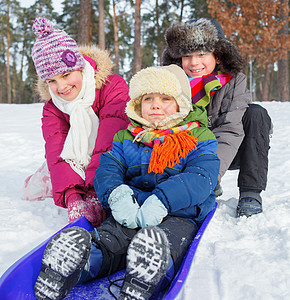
[[83, 190, 108, 227], [108, 184, 140, 229], [136, 194, 168, 228], [67, 193, 107, 226]]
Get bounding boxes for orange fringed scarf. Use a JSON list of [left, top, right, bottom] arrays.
[[149, 130, 198, 173], [128, 121, 199, 174]]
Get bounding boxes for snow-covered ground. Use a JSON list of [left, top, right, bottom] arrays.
[[0, 102, 289, 299]]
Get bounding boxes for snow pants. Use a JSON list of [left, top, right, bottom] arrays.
[[229, 103, 272, 191], [89, 216, 198, 280]]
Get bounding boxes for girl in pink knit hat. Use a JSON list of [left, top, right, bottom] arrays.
[[23, 17, 130, 227]]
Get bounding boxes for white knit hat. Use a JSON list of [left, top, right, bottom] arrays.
[[126, 65, 192, 129]]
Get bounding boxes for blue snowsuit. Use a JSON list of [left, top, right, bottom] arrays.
[[81, 104, 219, 288]]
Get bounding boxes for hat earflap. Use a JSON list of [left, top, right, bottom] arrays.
[[161, 48, 182, 67], [214, 40, 245, 76]]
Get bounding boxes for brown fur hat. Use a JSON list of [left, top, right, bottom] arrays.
[[162, 18, 244, 76]]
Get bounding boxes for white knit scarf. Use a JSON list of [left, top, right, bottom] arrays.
[[49, 60, 99, 180]]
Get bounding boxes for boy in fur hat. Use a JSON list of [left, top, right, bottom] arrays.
[[162, 18, 272, 217], [34, 65, 219, 300], [24, 18, 130, 226]]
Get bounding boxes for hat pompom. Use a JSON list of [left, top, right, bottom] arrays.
[[33, 17, 54, 38]]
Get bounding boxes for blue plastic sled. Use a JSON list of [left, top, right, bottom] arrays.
[[0, 203, 217, 299]]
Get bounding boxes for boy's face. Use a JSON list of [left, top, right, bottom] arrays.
[[46, 70, 83, 101], [182, 51, 217, 78], [141, 93, 179, 124]]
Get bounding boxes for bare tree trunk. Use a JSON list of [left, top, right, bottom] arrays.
[[6, 8, 11, 104], [155, 0, 162, 65], [11, 59, 17, 104], [277, 0, 289, 101], [0, 32, 4, 103], [18, 22, 28, 105], [78, 0, 92, 45], [18, 47, 24, 104], [98, 0, 105, 49], [112, 0, 119, 74], [262, 63, 271, 101], [179, 0, 184, 22], [278, 59, 289, 101], [133, 0, 142, 75], [0, 83, 2, 103]]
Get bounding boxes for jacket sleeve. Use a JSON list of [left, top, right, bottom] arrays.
[[85, 74, 130, 187], [152, 139, 220, 214], [93, 138, 128, 210], [211, 74, 251, 182], [42, 101, 85, 208]]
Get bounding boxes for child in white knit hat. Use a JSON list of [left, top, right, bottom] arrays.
[[34, 65, 219, 300]]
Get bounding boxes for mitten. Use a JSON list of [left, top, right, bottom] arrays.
[[108, 184, 140, 229], [67, 193, 106, 226], [84, 190, 109, 227], [136, 194, 168, 228]]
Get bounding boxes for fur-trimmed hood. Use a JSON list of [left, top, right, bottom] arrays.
[[36, 45, 113, 101], [162, 18, 245, 76]]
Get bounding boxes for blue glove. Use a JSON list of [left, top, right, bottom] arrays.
[[108, 184, 139, 229], [136, 194, 168, 228]]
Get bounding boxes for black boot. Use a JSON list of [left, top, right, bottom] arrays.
[[34, 227, 92, 300], [119, 226, 170, 300]]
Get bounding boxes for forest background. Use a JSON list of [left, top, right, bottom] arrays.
[[0, 0, 289, 104]]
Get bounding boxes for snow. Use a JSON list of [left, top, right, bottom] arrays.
[[0, 102, 290, 299]]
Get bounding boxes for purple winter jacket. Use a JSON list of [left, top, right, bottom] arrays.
[[38, 46, 130, 207]]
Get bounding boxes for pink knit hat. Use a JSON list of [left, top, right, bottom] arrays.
[[32, 18, 85, 81]]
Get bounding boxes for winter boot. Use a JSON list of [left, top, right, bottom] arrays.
[[34, 226, 92, 300], [214, 184, 223, 197], [237, 197, 262, 217], [118, 226, 170, 300]]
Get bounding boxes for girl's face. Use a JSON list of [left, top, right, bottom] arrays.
[[46, 70, 83, 101], [141, 93, 179, 124], [182, 51, 218, 78]]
